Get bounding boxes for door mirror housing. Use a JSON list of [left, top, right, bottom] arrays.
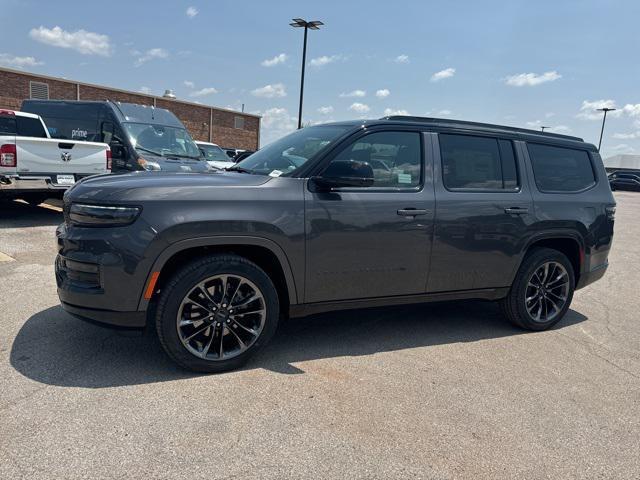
[[311, 160, 375, 190], [110, 142, 128, 159]]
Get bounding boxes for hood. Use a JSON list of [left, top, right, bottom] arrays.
[[67, 171, 272, 203]]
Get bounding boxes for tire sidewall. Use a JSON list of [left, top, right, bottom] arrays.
[[156, 256, 279, 372]]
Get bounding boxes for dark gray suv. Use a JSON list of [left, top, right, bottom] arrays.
[[56, 116, 616, 372]]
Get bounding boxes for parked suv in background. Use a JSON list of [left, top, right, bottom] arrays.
[[56, 116, 616, 372]]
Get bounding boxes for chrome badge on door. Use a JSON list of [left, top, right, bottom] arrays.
[[60, 152, 72, 162]]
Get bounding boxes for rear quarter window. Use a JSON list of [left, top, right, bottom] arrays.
[[16, 116, 47, 138], [0, 117, 16, 135], [527, 143, 595, 192]]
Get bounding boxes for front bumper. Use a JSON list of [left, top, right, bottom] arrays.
[[60, 301, 147, 328]]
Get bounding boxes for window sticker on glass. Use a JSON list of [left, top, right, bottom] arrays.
[[397, 173, 412, 184], [269, 170, 283, 177]]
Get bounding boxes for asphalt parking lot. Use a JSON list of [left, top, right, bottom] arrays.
[[1, 194, 639, 479]]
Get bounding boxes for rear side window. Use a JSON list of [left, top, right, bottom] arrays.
[[16, 116, 47, 138], [439, 134, 519, 191], [527, 144, 595, 192], [0, 117, 16, 135]]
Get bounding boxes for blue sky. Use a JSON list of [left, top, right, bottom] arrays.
[[1, 0, 639, 156]]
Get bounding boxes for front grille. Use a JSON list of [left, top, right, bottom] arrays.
[[63, 201, 71, 226]]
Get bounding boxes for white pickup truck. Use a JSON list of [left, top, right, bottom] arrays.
[[0, 109, 111, 204]]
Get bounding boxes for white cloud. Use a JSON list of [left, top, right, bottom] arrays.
[[384, 108, 410, 116], [309, 54, 343, 67], [183, 80, 195, 88], [505, 70, 561, 87], [576, 99, 622, 120], [29, 26, 112, 56], [0, 53, 43, 69], [526, 120, 572, 133], [349, 102, 370, 113], [394, 54, 409, 64], [438, 109, 452, 116], [189, 87, 218, 97], [375, 89, 390, 98], [186, 6, 198, 18], [139, 86, 152, 94], [134, 48, 169, 67], [611, 144, 636, 154], [339, 89, 366, 98], [256, 107, 297, 145], [251, 83, 286, 98], [431, 67, 456, 82], [261, 53, 288, 67], [612, 132, 639, 139], [545, 112, 555, 118], [622, 104, 640, 117], [317, 106, 334, 114]]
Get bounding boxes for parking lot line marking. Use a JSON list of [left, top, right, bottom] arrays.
[[0, 251, 15, 262], [40, 202, 63, 212]]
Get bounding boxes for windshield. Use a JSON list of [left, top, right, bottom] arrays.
[[200, 144, 233, 162], [233, 125, 349, 176], [123, 122, 202, 159]]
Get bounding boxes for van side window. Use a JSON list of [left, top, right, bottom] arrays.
[[439, 134, 519, 191], [16, 117, 47, 138], [527, 143, 595, 192]]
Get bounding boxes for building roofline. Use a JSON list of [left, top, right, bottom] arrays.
[[0, 66, 261, 119]]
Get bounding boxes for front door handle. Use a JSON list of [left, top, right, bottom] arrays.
[[504, 206, 529, 215], [397, 208, 430, 217]]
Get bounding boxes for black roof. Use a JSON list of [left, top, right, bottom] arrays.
[[381, 115, 584, 142], [21, 99, 184, 128], [320, 115, 589, 147]]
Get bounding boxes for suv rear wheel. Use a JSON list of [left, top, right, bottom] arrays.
[[155, 254, 279, 372], [500, 247, 575, 331]]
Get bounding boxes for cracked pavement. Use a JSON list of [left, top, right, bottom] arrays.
[[0, 194, 639, 479]]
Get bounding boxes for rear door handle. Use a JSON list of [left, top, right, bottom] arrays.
[[504, 206, 529, 215], [397, 208, 430, 217]]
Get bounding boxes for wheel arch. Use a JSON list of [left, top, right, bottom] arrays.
[[516, 232, 585, 285], [138, 236, 299, 314]]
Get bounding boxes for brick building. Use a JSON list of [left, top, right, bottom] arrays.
[[0, 67, 260, 150]]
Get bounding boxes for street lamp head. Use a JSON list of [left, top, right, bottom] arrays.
[[597, 107, 617, 113], [290, 18, 324, 29]]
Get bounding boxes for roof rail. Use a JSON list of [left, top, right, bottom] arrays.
[[380, 115, 584, 142]]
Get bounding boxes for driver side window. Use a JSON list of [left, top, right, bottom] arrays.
[[332, 131, 422, 188]]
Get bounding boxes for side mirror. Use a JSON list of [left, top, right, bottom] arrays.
[[311, 160, 375, 191], [110, 142, 128, 159]]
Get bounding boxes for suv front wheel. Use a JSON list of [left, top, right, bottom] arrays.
[[155, 254, 279, 372], [500, 247, 575, 331]]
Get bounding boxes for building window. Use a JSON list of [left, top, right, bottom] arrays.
[[234, 116, 245, 129], [29, 81, 49, 100]]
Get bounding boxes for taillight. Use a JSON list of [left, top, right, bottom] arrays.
[[1, 144, 17, 167], [106, 148, 112, 170]]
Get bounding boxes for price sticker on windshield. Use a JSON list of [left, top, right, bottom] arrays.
[[269, 170, 283, 177]]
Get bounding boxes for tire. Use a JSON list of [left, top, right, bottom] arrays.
[[499, 247, 575, 331], [155, 254, 279, 373]]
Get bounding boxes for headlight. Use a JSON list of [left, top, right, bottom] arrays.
[[138, 157, 161, 171], [69, 203, 141, 227]]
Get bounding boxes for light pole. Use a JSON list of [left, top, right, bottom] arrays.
[[540, 126, 549, 132], [290, 18, 323, 129], [597, 107, 616, 152]]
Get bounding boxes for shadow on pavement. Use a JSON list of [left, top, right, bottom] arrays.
[[0, 199, 63, 228], [11, 301, 588, 387]]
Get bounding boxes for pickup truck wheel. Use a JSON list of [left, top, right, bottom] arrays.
[[500, 247, 575, 331], [155, 254, 279, 373]]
